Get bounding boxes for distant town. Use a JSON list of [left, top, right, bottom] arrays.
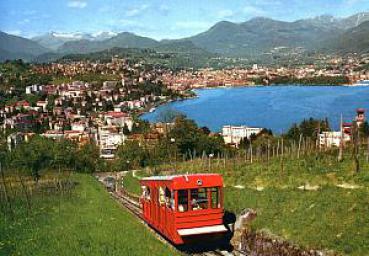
[[1, 51, 369, 160]]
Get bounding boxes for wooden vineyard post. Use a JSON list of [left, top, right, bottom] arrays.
[[298, 134, 302, 159], [352, 121, 360, 173], [367, 136, 369, 162], [250, 143, 253, 164], [280, 138, 284, 172], [338, 114, 344, 162], [0, 162, 13, 218]]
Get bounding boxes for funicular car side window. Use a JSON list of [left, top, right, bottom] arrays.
[[190, 188, 208, 210], [211, 187, 220, 208], [177, 190, 188, 212], [142, 186, 150, 201], [158, 187, 166, 205], [164, 187, 174, 210]]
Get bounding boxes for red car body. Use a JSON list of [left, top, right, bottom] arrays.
[[140, 173, 227, 245]]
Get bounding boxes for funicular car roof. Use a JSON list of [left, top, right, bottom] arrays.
[[140, 173, 223, 189]]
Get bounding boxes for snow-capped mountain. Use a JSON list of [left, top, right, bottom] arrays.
[[32, 31, 117, 50], [92, 31, 118, 41]]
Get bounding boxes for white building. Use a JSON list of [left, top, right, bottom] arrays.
[[71, 122, 87, 132], [319, 131, 351, 148], [222, 125, 263, 146], [25, 84, 43, 94], [103, 111, 133, 130], [36, 101, 48, 112], [98, 126, 126, 159]]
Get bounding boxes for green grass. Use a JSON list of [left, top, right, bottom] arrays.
[[0, 173, 179, 256], [152, 151, 369, 255], [123, 172, 143, 196], [225, 187, 369, 255]]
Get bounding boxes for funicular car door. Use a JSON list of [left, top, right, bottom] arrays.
[[158, 185, 174, 237], [141, 184, 149, 220], [151, 185, 158, 226], [165, 188, 175, 238], [158, 186, 166, 232]]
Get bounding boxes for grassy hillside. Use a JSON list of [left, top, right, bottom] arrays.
[[135, 150, 368, 255], [0, 173, 178, 256]]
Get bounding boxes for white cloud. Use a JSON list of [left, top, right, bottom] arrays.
[[4, 30, 22, 36], [120, 19, 139, 26], [67, 1, 87, 9], [217, 9, 234, 19], [174, 21, 211, 30], [243, 5, 266, 16], [125, 4, 149, 17], [344, 0, 358, 4], [18, 18, 30, 25], [118, 19, 151, 32]]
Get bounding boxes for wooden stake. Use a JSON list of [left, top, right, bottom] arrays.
[[338, 114, 344, 162]]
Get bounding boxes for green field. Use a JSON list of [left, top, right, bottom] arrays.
[[0, 173, 178, 256], [143, 151, 368, 255], [123, 171, 144, 196]]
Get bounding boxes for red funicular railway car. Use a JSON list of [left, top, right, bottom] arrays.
[[140, 173, 227, 245]]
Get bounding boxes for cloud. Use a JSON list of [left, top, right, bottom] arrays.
[[118, 19, 152, 31], [4, 30, 22, 36], [343, 0, 366, 5], [119, 19, 139, 26], [174, 21, 211, 30], [217, 9, 234, 19], [18, 18, 30, 25], [125, 4, 149, 17], [67, 1, 87, 9], [243, 5, 266, 16], [344, 0, 358, 4]]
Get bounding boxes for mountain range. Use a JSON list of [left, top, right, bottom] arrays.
[[32, 31, 118, 50], [1, 12, 369, 62], [0, 31, 49, 61]]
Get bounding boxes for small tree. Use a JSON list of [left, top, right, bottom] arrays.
[[115, 141, 148, 170], [360, 121, 369, 137], [10, 136, 53, 183], [75, 143, 99, 173]]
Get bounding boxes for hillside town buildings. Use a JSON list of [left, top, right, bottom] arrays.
[[1, 54, 369, 157], [0, 57, 178, 159]]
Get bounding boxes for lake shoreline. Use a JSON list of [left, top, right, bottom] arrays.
[[141, 85, 369, 134], [142, 82, 369, 119]]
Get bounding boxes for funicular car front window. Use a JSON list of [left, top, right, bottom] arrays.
[[177, 190, 188, 212], [190, 188, 208, 210]]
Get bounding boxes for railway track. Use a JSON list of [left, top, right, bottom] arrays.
[[110, 189, 237, 256]]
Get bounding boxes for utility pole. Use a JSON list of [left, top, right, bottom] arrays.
[[338, 114, 344, 162], [352, 121, 360, 173]]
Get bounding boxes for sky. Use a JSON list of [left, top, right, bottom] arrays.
[[1, 0, 369, 40]]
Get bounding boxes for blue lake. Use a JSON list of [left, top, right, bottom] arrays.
[[141, 85, 369, 134]]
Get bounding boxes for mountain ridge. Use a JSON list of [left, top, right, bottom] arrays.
[[2, 12, 369, 62], [0, 31, 49, 61]]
